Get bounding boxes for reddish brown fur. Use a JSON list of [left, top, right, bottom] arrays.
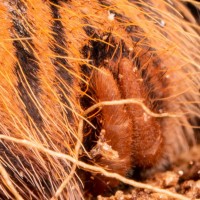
[[118, 58, 163, 167], [90, 68, 133, 192], [89, 58, 164, 193]]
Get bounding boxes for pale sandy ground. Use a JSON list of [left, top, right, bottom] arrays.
[[97, 146, 200, 200]]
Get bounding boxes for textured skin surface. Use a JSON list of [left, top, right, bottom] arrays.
[[0, 0, 199, 199]]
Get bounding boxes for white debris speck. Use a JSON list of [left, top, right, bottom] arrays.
[[143, 112, 150, 122], [139, 78, 143, 82], [115, 191, 125, 200], [133, 67, 138, 72], [166, 74, 170, 79], [178, 170, 184, 176], [159, 109, 163, 113], [102, 143, 110, 151], [102, 35, 109, 40], [129, 47, 133, 51], [19, 171, 24, 178], [90, 130, 119, 160], [159, 19, 166, 27], [118, 74, 123, 79], [189, 160, 194, 165], [108, 11, 115, 21]]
